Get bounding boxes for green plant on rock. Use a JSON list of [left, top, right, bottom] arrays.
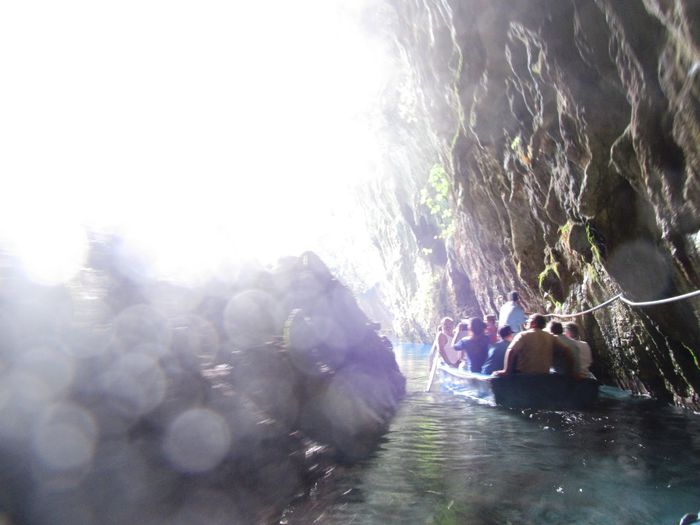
[[683, 343, 700, 370], [510, 135, 522, 152], [420, 164, 456, 239], [585, 223, 602, 264], [537, 263, 559, 290], [537, 249, 560, 291], [585, 262, 599, 284], [558, 221, 573, 250], [531, 59, 542, 76], [509, 134, 532, 166], [542, 291, 562, 312], [582, 223, 604, 284]]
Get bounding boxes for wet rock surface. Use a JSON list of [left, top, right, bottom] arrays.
[[0, 247, 405, 524], [374, 0, 700, 406]]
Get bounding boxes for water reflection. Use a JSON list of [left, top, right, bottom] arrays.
[[285, 343, 700, 524]]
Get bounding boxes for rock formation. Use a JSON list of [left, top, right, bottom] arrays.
[[0, 245, 405, 523], [373, 0, 700, 407]]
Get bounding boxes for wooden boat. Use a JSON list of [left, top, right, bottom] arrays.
[[437, 363, 599, 409]]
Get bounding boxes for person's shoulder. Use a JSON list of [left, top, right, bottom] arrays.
[[576, 339, 591, 351], [511, 331, 527, 342], [558, 334, 578, 348], [493, 339, 509, 350]]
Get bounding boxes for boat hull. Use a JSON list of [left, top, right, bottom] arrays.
[[437, 364, 598, 409]]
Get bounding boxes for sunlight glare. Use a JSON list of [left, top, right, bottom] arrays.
[[0, 212, 89, 286], [0, 0, 390, 284]]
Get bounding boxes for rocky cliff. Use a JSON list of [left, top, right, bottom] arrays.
[[373, 0, 700, 407]]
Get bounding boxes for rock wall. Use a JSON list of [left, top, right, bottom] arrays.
[[376, 0, 700, 406]]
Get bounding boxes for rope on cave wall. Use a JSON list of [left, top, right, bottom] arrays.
[[544, 289, 700, 318]]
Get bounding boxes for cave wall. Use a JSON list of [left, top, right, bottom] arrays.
[[357, 131, 481, 343], [377, 0, 700, 406]]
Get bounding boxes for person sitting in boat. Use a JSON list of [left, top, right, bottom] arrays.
[[484, 314, 498, 344], [494, 314, 577, 377], [452, 317, 490, 373], [428, 317, 461, 370], [498, 291, 527, 334], [546, 320, 580, 375], [481, 325, 514, 374], [564, 322, 596, 379]]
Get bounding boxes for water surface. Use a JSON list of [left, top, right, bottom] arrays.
[[285, 343, 700, 524]]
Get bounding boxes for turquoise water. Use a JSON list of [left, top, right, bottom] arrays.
[[284, 343, 700, 524]]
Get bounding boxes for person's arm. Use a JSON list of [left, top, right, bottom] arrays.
[[451, 324, 468, 348], [577, 341, 593, 376], [451, 326, 468, 366], [452, 321, 468, 343], [553, 338, 577, 378], [437, 333, 450, 363], [515, 307, 527, 332]]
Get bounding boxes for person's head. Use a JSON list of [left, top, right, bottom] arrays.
[[547, 320, 563, 335], [528, 314, 546, 330], [498, 325, 513, 341], [440, 317, 454, 333], [468, 316, 486, 336], [564, 322, 580, 339], [485, 314, 497, 326], [508, 291, 519, 302]]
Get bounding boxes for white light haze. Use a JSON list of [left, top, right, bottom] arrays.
[[0, 0, 389, 286]]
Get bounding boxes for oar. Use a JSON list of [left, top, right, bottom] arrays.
[[424, 339, 440, 392]]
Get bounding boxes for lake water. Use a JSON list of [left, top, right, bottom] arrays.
[[283, 343, 700, 524]]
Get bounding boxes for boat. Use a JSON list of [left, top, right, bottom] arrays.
[[436, 363, 599, 409]]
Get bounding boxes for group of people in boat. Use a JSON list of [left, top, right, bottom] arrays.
[[429, 291, 595, 379]]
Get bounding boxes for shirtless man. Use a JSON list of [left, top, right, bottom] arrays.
[[495, 314, 577, 377]]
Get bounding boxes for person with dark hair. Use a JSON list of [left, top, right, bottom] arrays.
[[546, 320, 580, 375], [495, 314, 576, 376], [481, 325, 514, 374], [498, 291, 527, 334], [484, 314, 498, 344], [564, 322, 595, 378], [452, 317, 491, 373]]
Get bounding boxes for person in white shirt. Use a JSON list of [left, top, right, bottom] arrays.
[[564, 322, 596, 379], [498, 291, 527, 334], [428, 317, 461, 370]]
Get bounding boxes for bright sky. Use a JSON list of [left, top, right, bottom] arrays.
[[0, 0, 389, 285]]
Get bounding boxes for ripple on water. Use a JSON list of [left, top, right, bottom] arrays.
[[284, 343, 700, 525]]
